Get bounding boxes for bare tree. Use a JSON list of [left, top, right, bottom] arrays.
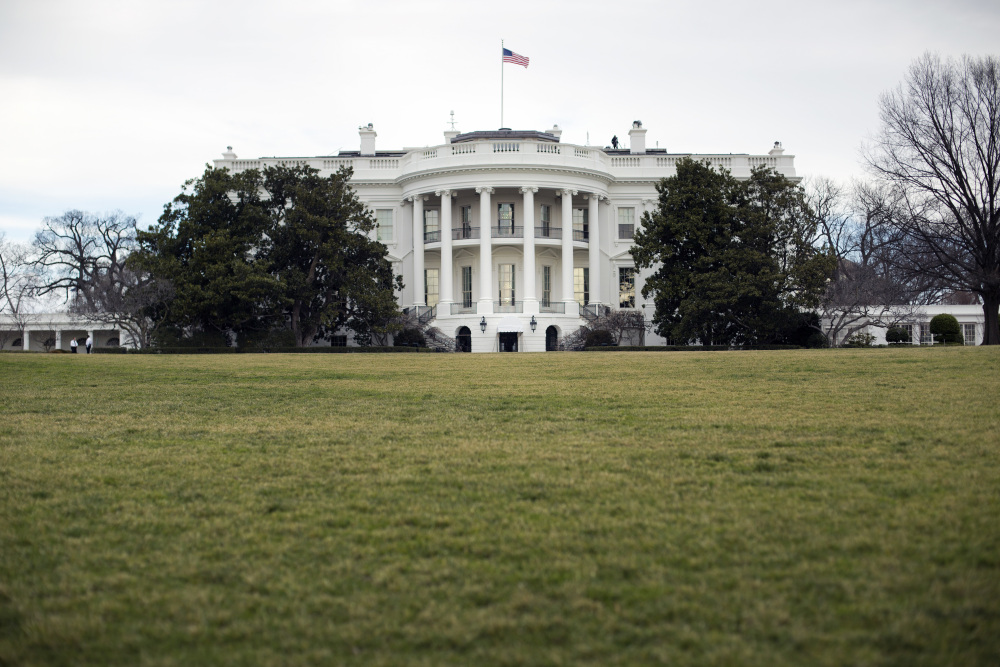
[[69, 266, 174, 349], [562, 307, 647, 349], [809, 180, 935, 345], [0, 234, 41, 349], [866, 53, 1000, 344], [33, 210, 137, 308]]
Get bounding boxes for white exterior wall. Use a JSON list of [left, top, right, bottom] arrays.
[[214, 126, 797, 352], [0, 314, 128, 351], [828, 305, 988, 346]]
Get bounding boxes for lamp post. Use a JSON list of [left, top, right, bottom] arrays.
[[480, 316, 487, 333], [529, 316, 537, 332]]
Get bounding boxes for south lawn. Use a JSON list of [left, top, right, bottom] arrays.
[[1, 348, 998, 666]]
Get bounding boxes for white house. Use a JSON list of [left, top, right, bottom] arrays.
[[2, 122, 988, 352], [213, 121, 796, 352]]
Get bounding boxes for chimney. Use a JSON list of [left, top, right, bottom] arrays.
[[359, 123, 376, 156], [549, 124, 562, 141], [222, 146, 237, 159], [444, 129, 460, 142], [628, 120, 646, 154], [769, 141, 784, 156]]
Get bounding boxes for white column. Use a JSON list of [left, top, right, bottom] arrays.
[[521, 186, 538, 313], [437, 190, 453, 309], [411, 195, 426, 306], [477, 186, 494, 314], [55, 330, 63, 351], [588, 194, 602, 305], [22, 329, 29, 351], [560, 189, 576, 305]]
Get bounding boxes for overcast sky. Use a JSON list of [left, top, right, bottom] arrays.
[[1, 0, 998, 244]]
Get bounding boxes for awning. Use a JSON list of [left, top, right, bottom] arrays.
[[496, 316, 524, 333]]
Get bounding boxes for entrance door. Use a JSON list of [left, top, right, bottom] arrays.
[[499, 332, 518, 352], [545, 326, 558, 351], [456, 326, 472, 353]]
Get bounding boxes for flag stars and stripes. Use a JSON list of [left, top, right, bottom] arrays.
[[502, 48, 529, 68]]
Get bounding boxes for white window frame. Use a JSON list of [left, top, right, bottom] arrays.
[[572, 208, 589, 240], [542, 265, 552, 307], [461, 266, 473, 308], [424, 209, 440, 242], [962, 323, 976, 345], [375, 208, 394, 243], [498, 264, 515, 305], [540, 205, 551, 236], [619, 266, 636, 309], [617, 207, 635, 240], [574, 267, 589, 306], [425, 268, 439, 307]]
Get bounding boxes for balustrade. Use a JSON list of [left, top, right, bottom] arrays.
[[535, 226, 562, 239], [491, 225, 524, 239], [495, 300, 523, 313], [452, 227, 480, 240], [450, 302, 478, 315]]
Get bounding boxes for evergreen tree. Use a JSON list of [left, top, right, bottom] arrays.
[[631, 158, 834, 346]]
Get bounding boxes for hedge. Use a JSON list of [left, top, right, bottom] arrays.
[[107, 346, 443, 354], [584, 344, 804, 352]]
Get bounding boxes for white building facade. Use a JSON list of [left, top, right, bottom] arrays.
[[214, 121, 796, 352], [0, 313, 126, 352]]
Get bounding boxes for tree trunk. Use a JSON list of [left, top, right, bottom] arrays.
[[982, 295, 1000, 345]]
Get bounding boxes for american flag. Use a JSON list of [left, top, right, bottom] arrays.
[[502, 48, 529, 68]]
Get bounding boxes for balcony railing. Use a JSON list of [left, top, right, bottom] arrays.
[[535, 226, 562, 239], [424, 230, 440, 243], [495, 300, 523, 313], [539, 301, 566, 313], [415, 305, 436, 323], [581, 303, 610, 321], [491, 225, 523, 239], [452, 227, 479, 240], [572, 229, 589, 242], [451, 302, 477, 314], [618, 224, 634, 240]]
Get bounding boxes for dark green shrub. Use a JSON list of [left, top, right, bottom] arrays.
[[805, 332, 829, 348], [843, 332, 876, 348], [153, 326, 232, 348], [929, 314, 963, 345], [240, 328, 297, 351], [885, 326, 911, 345], [393, 328, 427, 348], [584, 329, 616, 347]]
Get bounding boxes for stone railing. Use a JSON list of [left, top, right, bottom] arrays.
[[214, 142, 796, 182]]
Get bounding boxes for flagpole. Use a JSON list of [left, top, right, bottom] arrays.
[[500, 38, 504, 128]]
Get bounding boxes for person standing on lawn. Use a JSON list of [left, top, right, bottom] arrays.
[[85, 335, 92, 354], [70, 337, 78, 353]]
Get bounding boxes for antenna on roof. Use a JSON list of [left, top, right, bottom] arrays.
[[449, 110, 457, 130]]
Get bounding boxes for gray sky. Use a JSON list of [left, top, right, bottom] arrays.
[[2, 0, 998, 244]]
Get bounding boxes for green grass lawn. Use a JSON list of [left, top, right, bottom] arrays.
[[1, 348, 998, 666]]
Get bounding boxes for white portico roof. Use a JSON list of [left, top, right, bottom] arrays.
[[496, 316, 524, 333]]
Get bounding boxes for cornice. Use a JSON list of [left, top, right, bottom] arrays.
[[395, 164, 616, 186]]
